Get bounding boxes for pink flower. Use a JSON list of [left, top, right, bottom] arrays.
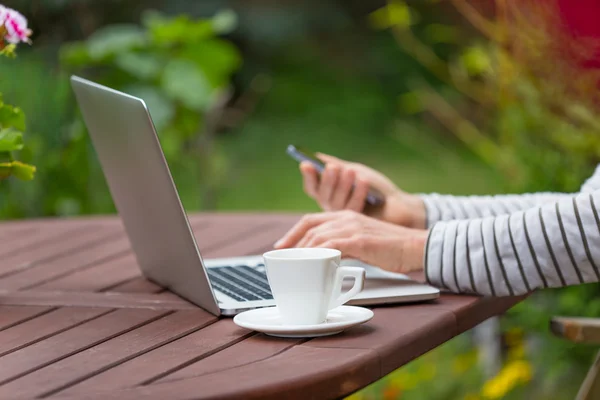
[[1, 5, 32, 44], [0, 6, 7, 25]]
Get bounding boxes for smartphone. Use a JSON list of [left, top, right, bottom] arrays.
[[286, 144, 385, 207]]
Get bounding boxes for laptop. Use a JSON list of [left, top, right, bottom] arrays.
[[70, 75, 439, 316]]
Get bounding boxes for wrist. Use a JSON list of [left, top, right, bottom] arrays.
[[404, 229, 429, 272], [406, 195, 427, 229], [387, 193, 427, 229]]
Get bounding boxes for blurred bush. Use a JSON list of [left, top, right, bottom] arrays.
[[60, 8, 241, 210], [0, 8, 241, 217], [0, 44, 36, 182], [359, 0, 600, 398]]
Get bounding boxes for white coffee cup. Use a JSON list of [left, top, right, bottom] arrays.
[[263, 248, 366, 325]]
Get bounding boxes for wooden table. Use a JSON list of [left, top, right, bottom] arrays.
[[0, 213, 522, 400]]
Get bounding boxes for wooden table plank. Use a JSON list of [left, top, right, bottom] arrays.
[[0, 309, 168, 385], [0, 307, 111, 357], [59, 319, 251, 395], [0, 305, 53, 331], [107, 277, 164, 293], [0, 226, 120, 280], [33, 254, 140, 292], [49, 346, 381, 400], [0, 223, 85, 257], [427, 294, 526, 333], [0, 235, 129, 290], [159, 334, 304, 383], [0, 291, 196, 310], [0, 214, 526, 400], [0, 310, 214, 398], [99, 217, 295, 294], [302, 303, 457, 376], [25, 215, 285, 294]]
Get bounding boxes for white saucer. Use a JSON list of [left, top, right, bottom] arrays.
[[233, 305, 374, 338]]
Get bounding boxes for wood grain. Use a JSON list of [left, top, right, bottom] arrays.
[[0, 305, 52, 331], [0, 227, 120, 279], [0, 291, 196, 310], [58, 318, 245, 395], [159, 333, 304, 383], [47, 346, 380, 400], [303, 304, 456, 375], [0, 309, 167, 384], [551, 317, 600, 344], [0, 223, 84, 257], [107, 277, 163, 293], [0, 213, 529, 400], [0, 235, 128, 289], [0, 310, 214, 398], [33, 254, 140, 292], [428, 294, 524, 333], [0, 307, 111, 357]]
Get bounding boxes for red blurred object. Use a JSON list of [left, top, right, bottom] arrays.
[[557, 0, 600, 68]]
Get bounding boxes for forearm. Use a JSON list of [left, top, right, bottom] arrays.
[[424, 190, 600, 296]]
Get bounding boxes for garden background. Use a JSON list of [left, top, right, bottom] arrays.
[[2, 0, 599, 398]]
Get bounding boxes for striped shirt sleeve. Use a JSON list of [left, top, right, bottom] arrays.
[[424, 190, 600, 296], [420, 192, 573, 228]]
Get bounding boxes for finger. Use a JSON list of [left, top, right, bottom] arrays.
[[300, 161, 319, 198], [319, 235, 364, 260], [274, 213, 335, 249], [296, 222, 340, 248], [330, 168, 355, 210], [346, 178, 370, 212], [316, 153, 342, 164], [318, 238, 353, 257], [317, 164, 340, 209]]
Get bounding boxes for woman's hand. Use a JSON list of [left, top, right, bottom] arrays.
[[274, 210, 429, 274], [300, 153, 426, 229]]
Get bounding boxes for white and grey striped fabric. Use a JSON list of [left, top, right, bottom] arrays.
[[420, 165, 600, 296]]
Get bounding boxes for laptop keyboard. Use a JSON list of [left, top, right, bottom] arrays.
[[206, 264, 273, 302]]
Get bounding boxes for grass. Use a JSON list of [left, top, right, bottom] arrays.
[[212, 55, 505, 212]]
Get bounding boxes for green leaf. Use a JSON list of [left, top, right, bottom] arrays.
[[161, 59, 212, 111], [0, 103, 26, 131], [0, 44, 16, 58], [124, 85, 175, 130], [59, 42, 93, 68], [461, 46, 491, 76], [0, 151, 12, 163], [11, 161, 36, 181], [368, 1, 413, 30], [87, 25, 147, 60], [0, 128, 24, 152], [212, 9, 238, 34], [179, 39, 242, 88], [146, 13, 214, 46], [115, 52, 162, 80], [0, 160, 36, 181]]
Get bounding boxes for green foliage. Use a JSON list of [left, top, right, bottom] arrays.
[[0, 85, 36, 183], [56, 9, 241, 213], [0, 44, 16, 58], [365, 1, 600, 398]]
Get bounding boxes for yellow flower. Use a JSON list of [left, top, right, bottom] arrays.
[[481, 360, 533, 399]]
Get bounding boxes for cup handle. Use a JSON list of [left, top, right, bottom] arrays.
[[329, 265, 366, 310]]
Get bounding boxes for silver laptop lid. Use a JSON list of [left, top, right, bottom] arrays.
[[70, 75, 220, 316]]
